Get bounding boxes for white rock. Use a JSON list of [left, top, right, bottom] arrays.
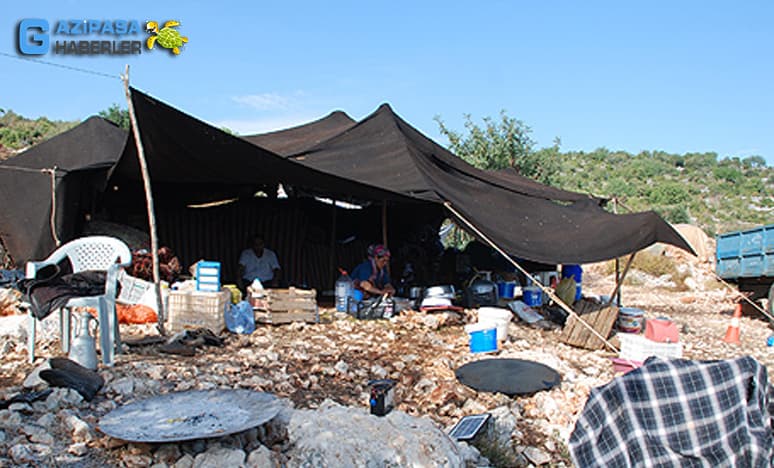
[[124, 454, 154, 467], [108, 376, 135, 397], [23, 360, 52, 388], [489, 405, 519, 447], [369, 364, 388, 379], [9, 402, 33, 413], [193, 445, 246, 468], [523, 446, 552, 465], [154, 444, 182, 464], [10, 443, 51, 464], [333, 360, 349, 374], [21, 423, 54, 445], [45, 387, 83, 410], [60, 410, 94, 443], [285, 399, 465, 467], [68, 442, 89, 457], [173, 453, 195, 468], [246, 445, 274, 467], [0, 409, 22, 428]]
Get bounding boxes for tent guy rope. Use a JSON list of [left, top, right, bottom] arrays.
[[443, 201, 621, 354]]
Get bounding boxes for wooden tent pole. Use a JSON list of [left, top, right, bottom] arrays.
[[607, 253, 636, 306], [121, 65, 166, 336], [613, 198, 622, 306], [443, 201, 620, 354]]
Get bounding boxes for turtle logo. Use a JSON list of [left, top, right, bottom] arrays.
[[145, 20, 188, 55]]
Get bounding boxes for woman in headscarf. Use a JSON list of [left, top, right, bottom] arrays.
[[351, 244, 396, 299]]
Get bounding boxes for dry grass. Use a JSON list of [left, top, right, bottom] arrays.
[[602, 252, 690, 290]]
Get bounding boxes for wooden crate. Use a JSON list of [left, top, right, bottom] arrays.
[[559, 299, 619, 350], [250, 287, 318, 324], [167, 289, 230, 333]]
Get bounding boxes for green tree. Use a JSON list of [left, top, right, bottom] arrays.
[[98, 104, 130, 129], [434, 111, 559, 184]]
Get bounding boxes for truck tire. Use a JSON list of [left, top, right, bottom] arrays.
[[769, 283, 774, 315]]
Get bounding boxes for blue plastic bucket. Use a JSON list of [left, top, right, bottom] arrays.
[[497, 281, 516, 299], [465, 323, 498, 353], [523, 286, 543, 307], [561, 264, 583, 301]]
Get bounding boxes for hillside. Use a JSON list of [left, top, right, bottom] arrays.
[[551, 148, 773, 236], [0, 110, 78, 160]]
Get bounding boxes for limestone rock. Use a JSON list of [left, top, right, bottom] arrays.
[[523, 446, 552, 465], [9, 443, 52, 464], [23, 360, 52, 388], [60, 409, 95, 443], [0, 409, 22, 428], [173, 453, 195, 468], [68, 442, 89, 457], [285, 399, 466, 467], [193, 445, 246, 468], [246, 445, 275, 467]]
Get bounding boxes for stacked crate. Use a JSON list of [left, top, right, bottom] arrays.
[[249, 287, 318, 324]]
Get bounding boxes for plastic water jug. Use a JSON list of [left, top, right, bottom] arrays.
[[68, 311, 98, 370], [335, 269, 353, 312]]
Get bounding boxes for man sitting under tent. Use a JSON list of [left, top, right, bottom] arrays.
[[237, 235, 281, 292]]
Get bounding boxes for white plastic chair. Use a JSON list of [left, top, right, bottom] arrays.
[[25, 236, 132, 366]]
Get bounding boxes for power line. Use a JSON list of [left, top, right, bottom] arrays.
[[0, 51, 120, 80]]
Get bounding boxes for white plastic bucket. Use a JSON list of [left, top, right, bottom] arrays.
[[478, 307, 512, 342]]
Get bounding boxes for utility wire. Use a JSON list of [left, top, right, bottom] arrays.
[[0, 51, 120, 80]]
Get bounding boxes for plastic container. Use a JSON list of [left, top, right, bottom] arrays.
[[617, 307, 644, 333], [224, 300, 256, 334], [465, 323, 498, 353], [335, 269, 353, 313], [496, 281, 517, 299], [196, 261, 221, 292], [522, 286, 543, 307], [368, 379, 396, 416], [561, 264, 583, 301], [478, 307, 512, 341]]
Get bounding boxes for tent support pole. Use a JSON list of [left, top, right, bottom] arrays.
[[443, 201, 620, 354], [122, 65, 166, 336], [330, 200, 337, 280], [613, 198, 622, 306], [607, 253, 636, 306]]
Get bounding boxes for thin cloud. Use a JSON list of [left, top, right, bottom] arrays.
[[211, 115, 319, 135], [232, 93, 292, 111]]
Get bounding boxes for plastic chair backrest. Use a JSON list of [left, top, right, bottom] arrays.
[[59, 236, 132, 272]]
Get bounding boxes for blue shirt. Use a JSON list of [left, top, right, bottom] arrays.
[[351, 260, 391, 290]]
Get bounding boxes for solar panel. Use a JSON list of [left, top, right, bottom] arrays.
[[448, 413, 491, 441]]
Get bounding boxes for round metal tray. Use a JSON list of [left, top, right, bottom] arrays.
[[98, 389, 281, 443]]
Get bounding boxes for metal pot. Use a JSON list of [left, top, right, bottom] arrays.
[[424, 285, 455, 299], [408, 287, 424, 299]]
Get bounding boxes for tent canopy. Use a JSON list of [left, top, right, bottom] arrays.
[[0, 117, 127, 263], [243, 110, 356, 156], [252, 103, 694, 264]]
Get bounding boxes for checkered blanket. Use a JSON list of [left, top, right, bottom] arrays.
[[570, 356, 774, 467]]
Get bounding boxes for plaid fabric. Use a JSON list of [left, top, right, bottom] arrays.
[[570, 357, 774, 467]]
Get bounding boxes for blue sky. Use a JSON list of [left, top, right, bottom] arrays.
[[2, 1, 773, 165]]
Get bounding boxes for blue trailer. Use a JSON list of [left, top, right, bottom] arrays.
[[716, 223, 774, 313]]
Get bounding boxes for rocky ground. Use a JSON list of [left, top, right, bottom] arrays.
[[0, 256, 772, 467]]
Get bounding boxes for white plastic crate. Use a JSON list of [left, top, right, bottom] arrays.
[[167, 288, 229, 332], [617, 333, 683, 362]]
